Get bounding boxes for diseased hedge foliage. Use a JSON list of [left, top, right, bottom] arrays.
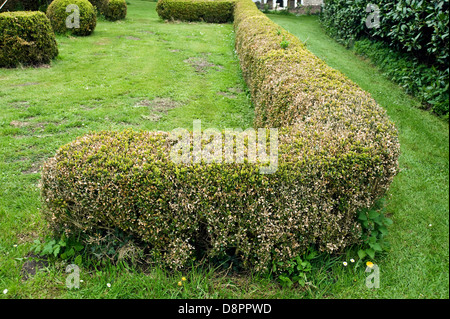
[[104, 0, 127, 21], [46, 0, 97, 36], [156, 0, 234, 23], [41, 0, 400, 272], [0, 11, 58, 67]]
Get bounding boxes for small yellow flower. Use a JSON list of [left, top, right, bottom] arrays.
[[181, 277, 187, 281], [177, 281, 182, 286], [366, 261, 374, 268]]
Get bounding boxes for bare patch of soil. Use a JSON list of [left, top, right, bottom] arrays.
[[10, 119, 50, 133], [21, 161, 43, 175], [139, 30, 155, 34], [94, 38, 111, 46], [217, 92, 237, 99], [10, 120, 30, 128], [117, 35, 141, 40], [12, 82, 40, 87], [151, 97, 179, 112], [137, 98, 180, 122], [16, 232, 39, 245], [228, 87, 243, 94], [9, 101, 30, 109], [34, 64, 51, 69], [21, 253, 49, 281], [184, 57, 222, 73], [134, 100, 152, 107]]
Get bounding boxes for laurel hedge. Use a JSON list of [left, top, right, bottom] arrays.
[[320, 0, 449, 117], [156, 0, 234, 23], [41, 0, 400, 272], [0, 11, 58, 67]]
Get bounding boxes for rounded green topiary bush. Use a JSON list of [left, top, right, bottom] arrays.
[[0, 11, 58, 68], [46, 0, 96, 36], [104, 0, 127, 21], [87, 0, 108, 14], [156, 0, 235, 23]]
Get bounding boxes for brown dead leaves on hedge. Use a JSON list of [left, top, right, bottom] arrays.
[[40, 0, 400, 273]]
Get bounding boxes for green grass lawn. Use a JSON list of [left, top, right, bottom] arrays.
[[0, 0, 256, 298], [0, 2, 448, 299], [267, 13, 449, 298]]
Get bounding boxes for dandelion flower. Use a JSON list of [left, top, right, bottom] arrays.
[[3, 289, 7, 294], [107, 283, 111, 288], [181, 277, 187, 281], [366, 261, 374, 268], [177, 281, 182, 287], [350, 259, 355, 263], [343, 261, 348, 266]]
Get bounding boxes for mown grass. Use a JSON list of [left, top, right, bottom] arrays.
[[1, 0, 256, 298], [267, 14, 449, 298], [0, 2, 448, 299]]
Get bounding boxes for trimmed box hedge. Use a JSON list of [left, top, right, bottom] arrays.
[[88, 0, 108, 14], [104, 0, 127, 21], [0, 11, 58, 68], [41, 0, 400, 272], [156, 0, 234, 23], [46, 0, 97, 36]]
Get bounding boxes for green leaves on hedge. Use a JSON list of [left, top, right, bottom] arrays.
[[46, 0, 97, 36], [156, 0, 235, 23], [0, 11, 58, 67], [104, 0, 127, 21], [40, 0, 400, 273], [320, 0, 449, 117]]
